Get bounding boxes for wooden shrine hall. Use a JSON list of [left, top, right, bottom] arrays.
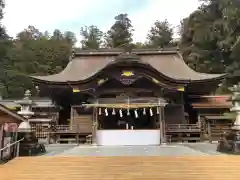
[[30, 49, 226, 145]]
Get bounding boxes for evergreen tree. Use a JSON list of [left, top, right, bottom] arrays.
[[80, 25, 103, 49], [180, 0, 240, 92], [147, 19, 173, 48], [105, 13, 134, 48]]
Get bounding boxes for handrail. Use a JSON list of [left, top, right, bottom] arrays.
[[0, 138, 24, 152]]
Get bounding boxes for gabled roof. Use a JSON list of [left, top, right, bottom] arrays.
[[191, 95, 232, 109], [30, 50, 226, 84]]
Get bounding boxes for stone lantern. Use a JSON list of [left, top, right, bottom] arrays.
[[229, 83, 240, 130], [15, 90, 34, 131], [217, 83, 240, 153], [14, 90, 46, 156]]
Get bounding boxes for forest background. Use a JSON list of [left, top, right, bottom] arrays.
[[0, 0, 239, 98]]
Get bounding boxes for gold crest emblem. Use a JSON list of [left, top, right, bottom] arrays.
[[72, 88, 80, 93], [121, 71, 134, 77]]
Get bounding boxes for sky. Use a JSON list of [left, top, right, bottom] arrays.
[[2, 0, 201, 44]]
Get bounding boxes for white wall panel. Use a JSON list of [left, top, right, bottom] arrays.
[[96, 130, 160, 146]]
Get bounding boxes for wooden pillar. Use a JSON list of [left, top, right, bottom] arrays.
[[207, 120, 212, 143], [198, 114, 204, 142], [70, 106, 74, 126], [162, 107, 166, 143], [95, 107, 98, 142], [180, 91, 185, 124], [154, 109, 157, 129], [92, 107, 98, 144], [159, 107, 166, 144], [0, 124, 4, 160], [159, 107, 162, 144]]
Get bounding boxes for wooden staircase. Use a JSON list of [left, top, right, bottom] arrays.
[[1, 156, 240, 179]]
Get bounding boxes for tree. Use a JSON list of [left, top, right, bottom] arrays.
[[0, 0, 4, 20], [147, 20, 173, 48], [105, 13, 134, 48], [16, 25, 43, 41], [80, 25, 103, 49], [0, 0, 14, 97], [52, 29, 63, 41], [0, 26, 73, 98], [64, 31, 77, 46], [180, 0, 240, 93], [132, 42, 146, 49]]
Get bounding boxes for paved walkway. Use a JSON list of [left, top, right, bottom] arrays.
[[44, 144, 78, 156], [182, 142, 221, 155], [43, 143, 222, 156]]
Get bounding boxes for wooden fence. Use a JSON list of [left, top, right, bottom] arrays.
[[30, 123, 80, 143], [207, 124, 233, 142], [28, 123, 237, 144], [165, 124, 202, 142]]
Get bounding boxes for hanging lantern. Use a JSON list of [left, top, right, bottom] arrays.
[[127, 108, 130, 116], [143, 108, 146, 115], [157, 106, 160, 114], [105, 108, 108, 116], [149, 108, 153, 116], [119, 109, 123, 118], [98, 108, 102, 115], [112, 108, 116, 115], [134, 109, 138, 118]]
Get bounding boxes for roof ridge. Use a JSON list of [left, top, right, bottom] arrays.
[[73, 49, 179, 56]]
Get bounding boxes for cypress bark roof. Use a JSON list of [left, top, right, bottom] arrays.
[[30, 50, 226, 84]]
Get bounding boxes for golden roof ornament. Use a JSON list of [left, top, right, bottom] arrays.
[[121, 71, 134, 77]]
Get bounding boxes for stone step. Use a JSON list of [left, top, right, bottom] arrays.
[[1, 156, 240, 179]]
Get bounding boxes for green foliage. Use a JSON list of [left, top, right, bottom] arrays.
[[147, 19, 173, 48], [0, 26, 73, 98], [105, 13, 134, 48], [3, 1, 240, 98], [80, 25, 103, 49], [180, 0, 240, 92]]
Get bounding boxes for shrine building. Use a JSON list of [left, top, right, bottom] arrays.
[[30, 49, 226, 146]]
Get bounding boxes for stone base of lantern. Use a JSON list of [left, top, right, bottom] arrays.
[[17, 131, 46, 156], [217, 129, 240, 154]]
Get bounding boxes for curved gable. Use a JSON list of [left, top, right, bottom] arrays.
[[30, 50, 226, 85]]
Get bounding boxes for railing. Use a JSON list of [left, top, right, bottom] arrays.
[[54, 125, 78, 133], [208, 124, 234, 142], [166, 124, 201, 133], [0, 138, 24, 163]]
